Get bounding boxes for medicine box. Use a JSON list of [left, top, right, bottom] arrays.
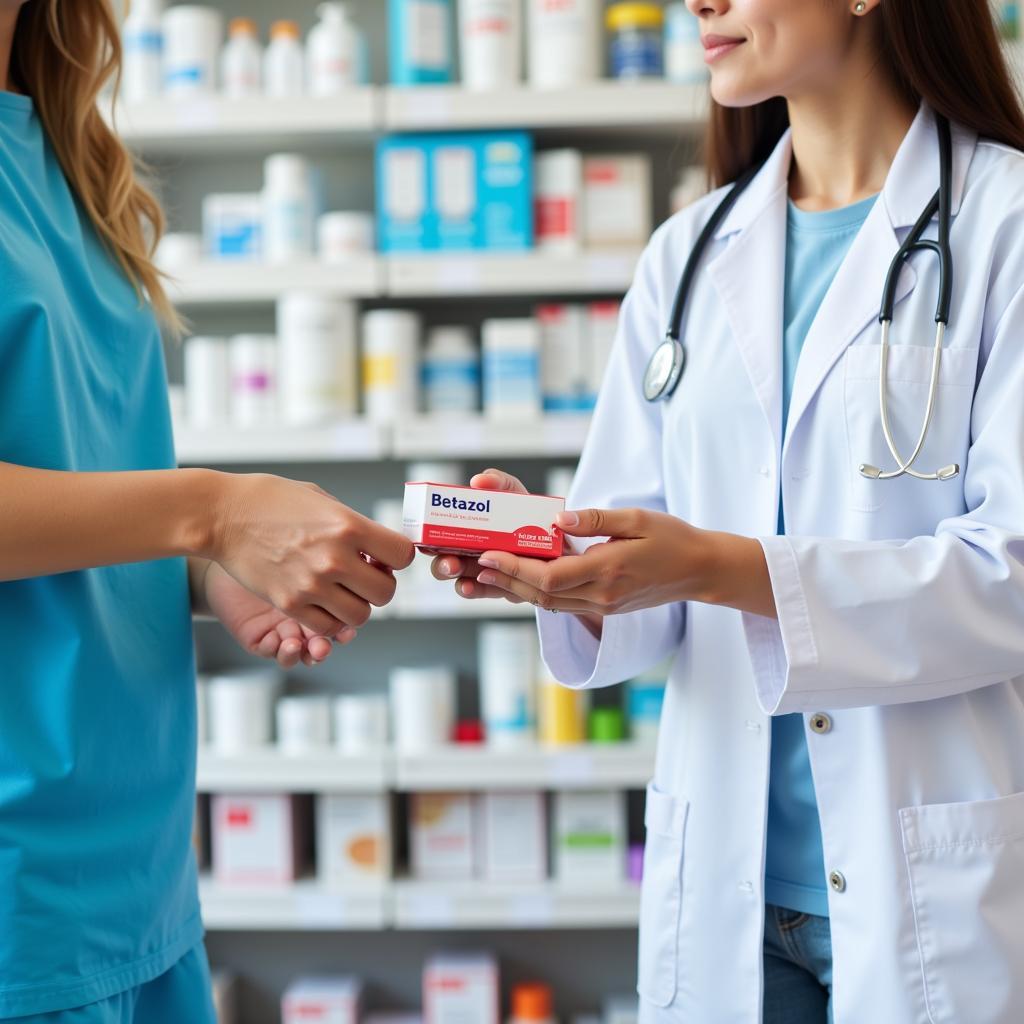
[[282, 977, 362, 1024], [211, 794, 309, 886], [202, 192, 263, 261], [410, 792, 475, 880], [424, 954, 500, 1024], [475, 791, 548, 883], [376, 132, 533, 253], [552, 790, 627, 884], [404, 482, 564, 559], [582, 155, 652, 248], [316, 794, 392, 885]]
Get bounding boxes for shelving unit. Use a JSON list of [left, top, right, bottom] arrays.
[[197, 750, 391, 792]]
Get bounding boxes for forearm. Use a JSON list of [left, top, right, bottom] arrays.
[[0, 462, 224, 582], [701, 531, 778, 619]]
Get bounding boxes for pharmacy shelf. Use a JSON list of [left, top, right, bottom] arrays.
[[383, 80, 709, 136], [110, 92, 378, 154], [389, 591, 536, 620], [173, 419, 388, 465], [393, 414, 593, 459], [196, 750, 391, 793], [199, 877, 389, 930], [385, 249, 641, 298], [394, 743, 654, 793], [392, 880, 641, 930], [166, 257, 382, 306]]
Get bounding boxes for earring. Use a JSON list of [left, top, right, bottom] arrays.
[[853, 1, 867, 12]]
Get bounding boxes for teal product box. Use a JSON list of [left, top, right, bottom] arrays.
[[376, 132, 534, 253], [388, 0, 455, 84]]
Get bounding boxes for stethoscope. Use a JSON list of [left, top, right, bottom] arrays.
[[644, 114, 960, 482]]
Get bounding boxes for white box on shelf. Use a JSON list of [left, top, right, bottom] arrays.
[[316, 793, 392, 885], [475, 791, 547, 882], [424, 954, 500, 1024], [552, 790, 626, 883], [211, 794, 308, 886], [410, 792, 475, 880], [282, 977, 362, 1024], [203, 193, 262, 261], [582, 155, 652, 248]]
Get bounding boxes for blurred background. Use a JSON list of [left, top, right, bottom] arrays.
[[109, 1, 1024, 1021]]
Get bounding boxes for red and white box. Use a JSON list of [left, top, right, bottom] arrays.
[[211, 794, 308, 886], [424, 954, 500, 1024], [282, 977, 362, 1024], [403, 482, 565, 559]]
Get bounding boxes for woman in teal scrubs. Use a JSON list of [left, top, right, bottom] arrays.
[[0, 3, 414, 1020]]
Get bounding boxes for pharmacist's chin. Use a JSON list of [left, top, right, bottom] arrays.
[[707, 67, 778, 110]]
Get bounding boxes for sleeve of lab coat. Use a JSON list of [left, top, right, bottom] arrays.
[[744, 282, 1024, 714], [538, 228, 686, 689]]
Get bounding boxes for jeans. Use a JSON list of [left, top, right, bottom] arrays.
[[763, 904, 834, 1024]]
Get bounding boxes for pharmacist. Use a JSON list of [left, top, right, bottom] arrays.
[[0, 3, 414, 1018], [434, 2, 1024, 1022]]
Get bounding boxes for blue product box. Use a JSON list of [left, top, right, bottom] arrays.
[[376, 132, 534, 253]]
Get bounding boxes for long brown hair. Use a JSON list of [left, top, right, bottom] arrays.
[[10, 0, 179, 329], [706, 1, 1024, 188]]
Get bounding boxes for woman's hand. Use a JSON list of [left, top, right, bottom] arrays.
[[206, 473, 415, 639], [198, 560, 357, 667]]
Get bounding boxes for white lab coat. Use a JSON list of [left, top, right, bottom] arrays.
[[538, 104, 1024, 1024]]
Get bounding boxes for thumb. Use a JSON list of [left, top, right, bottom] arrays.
[[556, 507, 643, 539], [470, 468, 528, 494]]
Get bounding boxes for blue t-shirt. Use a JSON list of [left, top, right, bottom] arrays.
[[766, 193, 877, 918], [0, 92, 201, 1016]]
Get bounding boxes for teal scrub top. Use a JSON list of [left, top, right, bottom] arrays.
[[766, 193, 877, 919], [0, 92, 202, 1016]]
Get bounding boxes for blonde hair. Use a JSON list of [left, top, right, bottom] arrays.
[[11, 0, 180, 330]]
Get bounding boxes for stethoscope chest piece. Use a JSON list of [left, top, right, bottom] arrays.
[[644, 337, 686, 402]]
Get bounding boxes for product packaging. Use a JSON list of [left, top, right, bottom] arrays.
[[221, 17, 263, 97], [388, 0, 455, 84], [423, 954, 500, 1024], [282, 977, 362, 1024], [316, 794, 392, 884], [206, 668, 282, 753], [362, 309, 422, 422], [606, 2, 664, 80], [377, 132, 533, 252], [275, 695, 332, 754], [203, 193, 262, 261], [510, 983, 557, 1024], [265, 19, 305, 97], [459, 0, 522, 90], [229, 334, 278, 426], [390, 666, 457, 752], [479, 622, 539, 746], [423, 326, 480, 414], [307, 3, 359, 95], [534, 149, 584, 253], [184, 336, 230, 427], [403, 482, 564, 558], [318, 211, 376, 261], [482, 317, 542, 419], [551, 790, 626, 883], [664, 2, 708, 84], [410, 793, 475, 879], [475, 791, 547, 882], [122, 0, 164, 104], [527, 0, 600, 89], [582, 154, 653, 248], [263, 153, 315, 263], [586, 301, 621, 399], [162, 5, 223, 95], [538, 303, 590, 412], [211, 794, 310, 885], [539, 667, 587, 746], [333, 694, 390, 754]]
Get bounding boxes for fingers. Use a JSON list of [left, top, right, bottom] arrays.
[[432, 554, 479, 581], [556, 507, 645, 539], [462, 571, 600, 613], [310, 584, 374, 629], [475, 550, 598, 594], [455, 577, 526, 603], [334, 555, 399, 607], [470, 468, 528, 494], [288, 604, 347, 638], [354, 516, 416, 571]]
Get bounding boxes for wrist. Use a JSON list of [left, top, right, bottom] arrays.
[[176, 469, 232, 560], [693, 531, 753, 607]]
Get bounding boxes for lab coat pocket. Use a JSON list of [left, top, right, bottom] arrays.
[[900, 789, 1024, 1024], [843, 343, 978, 514], [637, 782, 689, 1008]]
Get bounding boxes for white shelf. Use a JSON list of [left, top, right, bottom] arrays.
[[383, 81, 708, 136], [385, 250, 640, 298], [199, 877, 388, 930], [394, 743, 654, 792], [166, 258, 382, 306], [174, 419, 388, 465], [392, 880, 640, 930], [110, 92, 378, 153], [196, 750, 390, 792], [392, 414, 592, 458], [391, 590, 536, 620]]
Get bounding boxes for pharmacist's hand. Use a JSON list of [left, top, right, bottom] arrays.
[[210, 473, 415, 638], [203, 561, 356, 667], [445, 506, 720, 616]]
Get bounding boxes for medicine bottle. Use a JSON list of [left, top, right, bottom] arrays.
[[307, 3, 359, 95], [509, 983, 558, 1024], [606, 3, 664, 80], [221, 18, 262, 98], [263, 154, 315, 264], [122, 0, 164, 103], [423, 326, 480, 415], [265, 19, 305, 97]]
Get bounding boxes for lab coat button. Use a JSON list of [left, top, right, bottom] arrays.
[[758, 465, 770, 477], [738, 881, 754, 895], [829, 871, 847, 893], [810, 713, 833, 735]]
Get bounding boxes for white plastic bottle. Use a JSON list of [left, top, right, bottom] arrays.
[[482, 318, 542, 420], [221, 17, 263, 98], [263, 154, 315, 264], [527, 0, 600, 89], [422, 326, 480, 414], [459, 0, 522, 91], [122, 0, 164, 103], [162, 5, 223, 96], [264, 20, 305, 98], [361, 309, 421, 422], [307, 2, 359, 95], [479, 623, 539, 748]]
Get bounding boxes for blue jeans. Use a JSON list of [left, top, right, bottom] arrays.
[[763, 904, 834, 1024]]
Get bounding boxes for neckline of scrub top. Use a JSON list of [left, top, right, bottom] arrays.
[[787, 192, 879, 233], [0, 89, 34, 118]]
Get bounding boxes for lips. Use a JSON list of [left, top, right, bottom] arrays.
[[702, 33, 745, 63]]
